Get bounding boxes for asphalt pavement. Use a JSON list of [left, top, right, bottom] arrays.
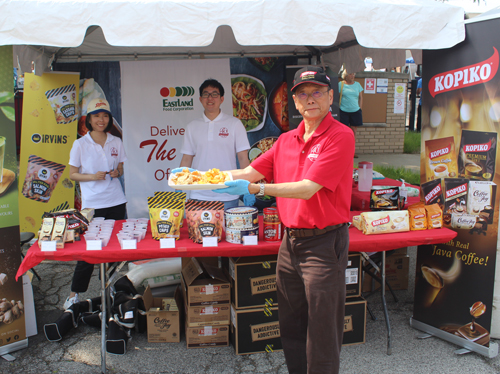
[[2, 153, 500, 374]]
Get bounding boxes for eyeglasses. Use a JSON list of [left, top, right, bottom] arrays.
[[201, 92, 221, 98], [296, 89, 330, 101]]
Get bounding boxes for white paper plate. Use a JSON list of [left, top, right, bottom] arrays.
[[168, 171, 232, 190]]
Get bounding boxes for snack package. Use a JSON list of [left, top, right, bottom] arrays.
[[150, 191, 186, 228], [425, 204, 443, 229], [42, 209, 90, 241], [458, 130, 497, 181], [370, 186, 400, 211], [351, 215, 361, 230], [38, 217, 55, 244], [51, 217, 67, 248], [45, 84, 78, 124], [360, 210, 409, 235], [22, 155, 66, 203], [408, 202, 427, 231], [424, 136, 459, 181], [185, 200, 224, 243], [148, 195, 185, 240]]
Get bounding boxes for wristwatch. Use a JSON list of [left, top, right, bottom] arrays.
[[256, 183, 265, 197]]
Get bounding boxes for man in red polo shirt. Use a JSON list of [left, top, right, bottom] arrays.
[[215, 66, 354, 373]]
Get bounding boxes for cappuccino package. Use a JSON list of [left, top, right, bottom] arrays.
[[467, 181, 497, 224], [451, 213, 477, 230], [458, 130, 497, 181], [443, 178, 468, 218], [425, 137, 459, 182], [360, 210, 409, 235]]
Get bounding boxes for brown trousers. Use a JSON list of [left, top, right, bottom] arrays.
[[276, 225, 349, 374]]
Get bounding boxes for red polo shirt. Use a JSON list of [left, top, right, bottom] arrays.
[[252, 115, 354, 229]]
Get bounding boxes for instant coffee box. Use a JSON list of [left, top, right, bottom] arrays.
[[467, 181, 496, 225], [458, 130, 497, 181], [424, 137, 459, 182], [443, 178, 468, 226], [421, 179, 445, 212]]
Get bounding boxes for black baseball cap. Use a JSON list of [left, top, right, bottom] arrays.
[[291, 66, 331, 92]]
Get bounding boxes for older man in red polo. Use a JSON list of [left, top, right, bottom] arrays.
[[216, 66, 355, 373]]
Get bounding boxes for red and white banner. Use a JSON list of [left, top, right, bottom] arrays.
[[120, 59, 231, 218]]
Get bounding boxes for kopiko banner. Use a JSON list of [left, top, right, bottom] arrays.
[[18, 72, 79, 232], [413, 17, 500, 354], [0, 45, 26, 350]]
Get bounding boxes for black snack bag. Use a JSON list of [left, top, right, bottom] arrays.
[[458, 130, 497, 181], [370, 186, 400, 211]]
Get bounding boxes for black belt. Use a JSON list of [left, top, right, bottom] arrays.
[[286, 223, 344, 238]]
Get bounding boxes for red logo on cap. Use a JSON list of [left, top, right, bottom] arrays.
[[95, 102, 107, 108]]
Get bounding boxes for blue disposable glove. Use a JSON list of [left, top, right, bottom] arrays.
[[171, 167, 197, 174], [213, 180, 250, 195], [243, 193, 256, 206]]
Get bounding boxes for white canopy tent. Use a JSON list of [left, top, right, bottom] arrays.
[[1, 0, 466, 74]]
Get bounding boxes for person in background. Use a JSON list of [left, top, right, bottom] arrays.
[[214, 66, 354, 373], [178, 78, 253, 209], [63, 98, 127, 309], [416, 76, 422, 132], [339, 70, 363, 158]]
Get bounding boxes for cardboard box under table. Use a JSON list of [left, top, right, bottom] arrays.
[[227, 255, 278, 309], [185, 323, 229, 348], [181, 257, 231, 306], [343, 297, 367, 346], [362, 254, 410, 292], [346, 253, 362, 298], [143, 285, 181, 343], [230, 304, 282, 355]]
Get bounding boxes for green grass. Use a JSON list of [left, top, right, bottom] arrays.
[[372, 165, 421, 186], [404, 130, 421, 154]]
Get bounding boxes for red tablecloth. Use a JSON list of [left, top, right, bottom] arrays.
[[351, 177, 421, 211], [16, 214, 457, 280]]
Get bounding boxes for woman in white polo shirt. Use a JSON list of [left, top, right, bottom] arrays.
[[63, 98, 127, 309]]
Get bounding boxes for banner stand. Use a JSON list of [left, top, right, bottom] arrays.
[[410, 317, 499, 358], [0, 339, 28, 358]]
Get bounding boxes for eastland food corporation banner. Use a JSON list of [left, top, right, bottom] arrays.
[[120, 59, 232, 218], [0, 46, 26, 351], [18, 72, 79, 232], [412, 17, 500, 354]]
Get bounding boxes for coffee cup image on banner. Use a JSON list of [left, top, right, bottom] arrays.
[[21, 155, 66, 203], [417, 256, 461, 308]]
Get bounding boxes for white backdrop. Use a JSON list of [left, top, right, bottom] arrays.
[[120, 59, 231, 218]]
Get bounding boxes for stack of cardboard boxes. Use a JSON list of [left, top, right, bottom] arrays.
[[180, 257, 231, 348], [344, 253, 367, 346], [226, 255, 281, 355]]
